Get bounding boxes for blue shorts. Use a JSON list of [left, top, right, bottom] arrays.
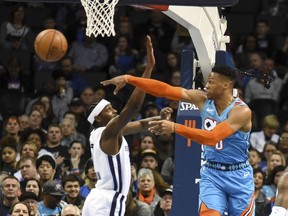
[[199, 164, 255, 215]]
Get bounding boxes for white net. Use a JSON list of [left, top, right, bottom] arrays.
[[80, 0, 119, 37]]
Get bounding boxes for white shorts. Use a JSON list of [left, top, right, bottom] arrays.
[[82, 188, 127, 216]]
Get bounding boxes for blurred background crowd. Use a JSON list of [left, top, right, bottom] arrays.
[[0, 0, 288, 215]]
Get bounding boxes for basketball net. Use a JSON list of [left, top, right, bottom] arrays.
[[80, 0, 119, 37]]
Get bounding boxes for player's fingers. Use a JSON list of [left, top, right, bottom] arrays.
[[101, 80, 111, 86]]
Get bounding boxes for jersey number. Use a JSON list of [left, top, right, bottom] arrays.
[[215, 140, 223, 150]]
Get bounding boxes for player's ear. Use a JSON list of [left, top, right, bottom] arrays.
[[95, 116, 102, 123]]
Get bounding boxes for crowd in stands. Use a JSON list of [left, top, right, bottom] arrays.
[[0, 0, 288, 215]]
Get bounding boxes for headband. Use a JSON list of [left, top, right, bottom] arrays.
[[87, 99, 110, 124]]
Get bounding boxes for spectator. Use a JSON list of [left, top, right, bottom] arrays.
[[140, 149, 159, 171], [259, 141, 278, 172], [0, 3, 34, 51], [0, 141, 18, 175], [36, 154, 56, 186], [266, 150, 286, 176], [53, 70, 74, 105], [262, 165, 286, 200], [18, 114, 30, 133], [16, 157, 38, 183], [38, 180, 67, 215], [63, 140, 86, 176], [2, 116, 20, 143], [0, 56, 33, 95], [20, 142, 39, 159], [0, 175, 20, 216], [59, 118, 86, 148], [154, 188, 173, 216], [136, 168, 161, 212], [250, 114, 280, 153], [23, 178, 41, 198], [62, 174, 85, 210], [80, 159, 97, 198], [278, 131, 288, 164], [245, 58, 283, 130], [37, 95, 57, 130], [40, 124, 69, 169], [68, 34, 108, 73], [109, 35, 139, 77], [9, 202, 31, 216], [58, 56, 88, 97], [254, 19, 275, 57], [253, 168, 269, 216], [19, 191, 40, 216], [27, 109, 45, 133], [20, 128, 46, 150], [125, 190, 152, 216], [61, 204, 81, 216]]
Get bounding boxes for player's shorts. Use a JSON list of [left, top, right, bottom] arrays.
[[82, 188, 127, 216], [199, 162, 255, 216]]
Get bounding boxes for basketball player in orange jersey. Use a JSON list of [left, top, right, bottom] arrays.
[[102, 66, 255, 215], [269, 172, 288, 216], [82, 35, 155, 216]]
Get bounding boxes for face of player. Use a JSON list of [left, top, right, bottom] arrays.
[[69, 143, 84, 158], [160, 194, 172, 212], [25, 180, 40, 196], [140, 136, 155, 150], [11, 203, 29, 216], [138, 175, 155, 193], [20, 160, 37, 179], [64, 181, 80, 199], [98, 104, 118, 125], [2, 147, 17, 164], [205, 72, 228, 99], [141, 156, 158, 170], [269, 154, 283, 171], [38, 161, 55, 181], [5, 118, 20, 135], [253, 172, 264, 190], [248, 150, 261, 167]]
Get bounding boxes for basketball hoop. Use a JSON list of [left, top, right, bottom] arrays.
[[80, 0, 119, 37]]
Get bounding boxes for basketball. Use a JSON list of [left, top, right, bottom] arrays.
[[34, 29, 68, 62]]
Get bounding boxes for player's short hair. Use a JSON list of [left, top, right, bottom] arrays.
[[212, 66, 237, 82]]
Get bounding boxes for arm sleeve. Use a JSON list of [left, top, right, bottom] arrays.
[[175, 121, 235, 146], [126, 75, 183, 101]]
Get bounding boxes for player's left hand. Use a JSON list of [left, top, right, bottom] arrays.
[[101, 75, 127, 95], [148, 120, 174, 135], [160, 107, 173, 120]]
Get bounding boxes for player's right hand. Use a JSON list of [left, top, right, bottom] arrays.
[[101, 75, 127, 95]]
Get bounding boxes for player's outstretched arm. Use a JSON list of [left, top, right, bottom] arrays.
[[148, 105, 251, 146], [122, 107, 173, 136], [101, 36, 154, 155]]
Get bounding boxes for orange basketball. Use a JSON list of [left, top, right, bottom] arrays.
[[34, 29, 68, 62]]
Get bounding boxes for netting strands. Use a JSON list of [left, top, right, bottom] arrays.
[[81, 0, 119, 37]]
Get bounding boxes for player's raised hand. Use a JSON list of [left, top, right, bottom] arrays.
[[101, 35, 155, 95], [148, 119, 174, 135], [160, 107, 173, 120], [101, 75, 127, 95]]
